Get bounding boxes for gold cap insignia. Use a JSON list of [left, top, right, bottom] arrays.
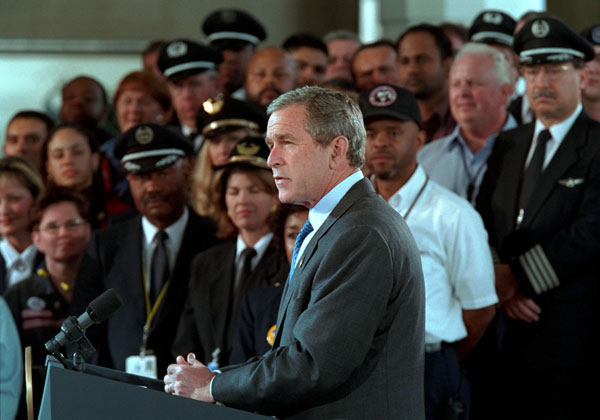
[[203, 96, 225, 115], [236, 140, 260, 156]]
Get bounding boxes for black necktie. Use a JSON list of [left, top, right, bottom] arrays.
[[150, 231, 169, 303], [519, 129, 551, 209], [234, 247, 257, 292]]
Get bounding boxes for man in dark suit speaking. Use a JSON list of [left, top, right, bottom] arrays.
[[164, 86, 425, 419]]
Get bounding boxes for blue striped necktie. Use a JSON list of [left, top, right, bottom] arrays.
[[289, 220, 313, 281]]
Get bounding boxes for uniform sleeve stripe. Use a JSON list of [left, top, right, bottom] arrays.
[[519, 245, 560, 294], [531, 245, 560, 289], [519, 253, 543, 294]]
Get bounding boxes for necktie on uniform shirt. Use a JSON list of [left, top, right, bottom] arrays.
[[519, 129, 552, 210], [150, 230, 169, 303]]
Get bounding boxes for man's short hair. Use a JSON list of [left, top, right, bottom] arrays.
[[8, 110, 55, 132], [62, 76, 109, 107], [267, 86, 366, 168], [454, 42, 511, 86], [397, 23, 453, 61], [282, 33, 328, 55], [323, 30, 361, 44], [350, 39, 397, 69]]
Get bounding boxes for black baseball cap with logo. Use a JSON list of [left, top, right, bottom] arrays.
[[359, 85, 423, 128]]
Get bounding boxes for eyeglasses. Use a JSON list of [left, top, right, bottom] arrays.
[[522, 63, 572, 81], [39, 218, 86, 235]]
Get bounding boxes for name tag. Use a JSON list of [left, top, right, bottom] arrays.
[[125, 354, 157, 379]]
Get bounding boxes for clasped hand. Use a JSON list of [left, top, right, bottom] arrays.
[[163, 353, 216, 403]]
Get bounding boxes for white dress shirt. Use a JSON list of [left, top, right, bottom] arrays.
[[384, 165, 497, 344]]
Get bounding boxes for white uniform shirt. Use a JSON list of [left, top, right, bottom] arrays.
[[385, 165, 498, 344], [0, 238, 37, 288]]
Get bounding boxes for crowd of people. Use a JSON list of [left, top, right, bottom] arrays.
[[1, 6, 599, 420]]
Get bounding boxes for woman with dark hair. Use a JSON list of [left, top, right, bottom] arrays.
[[43, 123, 117, 228], [172, 136, 288, 368], [0, 156, 45, 295], [229, 204, 309, 364]]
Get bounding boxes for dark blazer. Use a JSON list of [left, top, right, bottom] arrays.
[[229, 285, 284, 365], [0, 251, 44, 296], [476, 111, 600, 416], [172, 239, 288, 367], [70, 209, 217, 376], [212, 179, 426, 420]]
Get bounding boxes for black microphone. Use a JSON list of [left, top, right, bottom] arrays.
[[45, 288, 123, 354]]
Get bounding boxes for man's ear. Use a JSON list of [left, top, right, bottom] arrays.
[[329, 135, 349, 168]]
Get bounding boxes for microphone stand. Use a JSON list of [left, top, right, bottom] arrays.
[[47, 316, 96, 371]]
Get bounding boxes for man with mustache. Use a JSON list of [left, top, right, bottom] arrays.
[[71, 124, 217, 378], [361, 84, 497, 420], [397, 24, 456, 143], [244, 47, 298, 110], [477, 17, 600, 420]]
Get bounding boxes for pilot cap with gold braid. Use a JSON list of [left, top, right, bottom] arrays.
[[114, 124, 193, 174], [197, 95, 267, 137], [221, 135, 270, 170]]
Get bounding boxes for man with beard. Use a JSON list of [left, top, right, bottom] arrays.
[[59, 76, 112, 147], [71, 123, 217, 378], [581, 24, 600, 121], [361, 84, 496, 420], [397, 24, 455, 142], [244, 47, 298, 110], [202, 9, 267, 99]]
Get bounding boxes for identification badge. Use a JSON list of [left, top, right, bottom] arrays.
[[125, 354, 157, 379]]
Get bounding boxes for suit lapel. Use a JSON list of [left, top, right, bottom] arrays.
[[274, 179, 374, 345], [521, 114, 587, 227], [123, 218, 147, 327]]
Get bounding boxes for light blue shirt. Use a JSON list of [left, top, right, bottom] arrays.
[[418, 114, 517, 205], [294, 170, 364, 267], [0, 296, 22, 419]]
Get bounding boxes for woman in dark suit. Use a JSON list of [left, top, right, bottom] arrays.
[[229, 203, 309, 364], [172, 136, 289, 368]]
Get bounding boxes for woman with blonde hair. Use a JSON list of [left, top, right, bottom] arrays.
[[189, 96, 265, 218], [0, 156, 44, 294]]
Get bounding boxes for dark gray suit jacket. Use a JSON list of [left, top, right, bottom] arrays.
[[212, 178, 426, 420]]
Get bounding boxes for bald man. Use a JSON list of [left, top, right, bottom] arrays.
[[245, 47, 298, 109]]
